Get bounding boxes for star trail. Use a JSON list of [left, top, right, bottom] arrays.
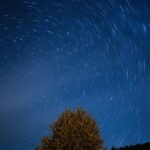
[[0, 0, 150, 150]]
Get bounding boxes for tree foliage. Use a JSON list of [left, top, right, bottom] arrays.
[[36, 108, 104, 150]]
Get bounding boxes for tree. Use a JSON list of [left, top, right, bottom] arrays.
[[36, 108, 104, 150]]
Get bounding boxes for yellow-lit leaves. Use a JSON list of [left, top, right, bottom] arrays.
[[36, 108, 104, 150]]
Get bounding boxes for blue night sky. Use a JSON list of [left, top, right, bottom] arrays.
[[0, 0, 150, 150]]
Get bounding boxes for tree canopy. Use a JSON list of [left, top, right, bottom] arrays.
[[36, 108, 104, 150]]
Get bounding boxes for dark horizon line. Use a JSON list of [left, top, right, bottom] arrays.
[[111, 141, 150, 150]]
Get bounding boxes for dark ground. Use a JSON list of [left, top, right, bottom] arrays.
[[112, 142, 150, 150]]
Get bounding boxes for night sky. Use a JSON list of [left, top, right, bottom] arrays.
[[0, 0, 150, 150]]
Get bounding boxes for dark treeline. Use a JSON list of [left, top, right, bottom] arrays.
[[112, 142, 150, 150]]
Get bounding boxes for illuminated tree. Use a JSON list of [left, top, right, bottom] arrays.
[[36, 108, 104, 150]]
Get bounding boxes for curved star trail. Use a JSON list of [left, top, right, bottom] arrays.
[[0, 0, 150, 149]]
